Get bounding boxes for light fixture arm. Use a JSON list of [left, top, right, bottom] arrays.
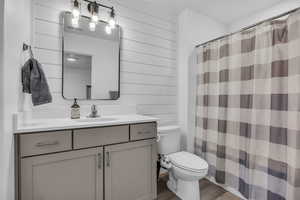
[[110, 7, 115, 18], [83, 0, 114, 12]]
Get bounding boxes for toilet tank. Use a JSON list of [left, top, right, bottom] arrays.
[[157, 126, 181, 155]]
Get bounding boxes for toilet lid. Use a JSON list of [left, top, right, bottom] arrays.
[[168, 151, 208, 172]]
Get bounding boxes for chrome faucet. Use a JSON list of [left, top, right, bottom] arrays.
[[88, 105, 100, 118]]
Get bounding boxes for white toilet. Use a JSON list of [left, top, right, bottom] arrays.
[[158, 126, 208, 200]]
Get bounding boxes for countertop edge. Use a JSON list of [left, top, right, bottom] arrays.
[[14, 115, 159, 134]]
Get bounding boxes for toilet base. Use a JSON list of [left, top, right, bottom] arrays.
[[167, 178, 200, 200]]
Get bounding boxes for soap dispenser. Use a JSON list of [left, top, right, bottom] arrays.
[[71, 98, 80, 119]]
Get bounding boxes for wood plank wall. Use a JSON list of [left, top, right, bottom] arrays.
[[31, 0, 178, 125]]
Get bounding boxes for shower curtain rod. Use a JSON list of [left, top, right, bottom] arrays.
[[195, 6, 300, 48]]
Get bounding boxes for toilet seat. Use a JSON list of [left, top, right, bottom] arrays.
[[168, 151, 208, 173]]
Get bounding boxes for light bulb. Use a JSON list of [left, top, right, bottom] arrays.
[[71, 17, 79, 28], [105, 25, 112, 34], [91, 14, 98, 23], [87, 2, 99, 23], [72, 0, 80, 19], [72, 8, 80, 19], [108, 8, 116, 29], [89, 22, 96, 31], [109, 18, 116, 29]]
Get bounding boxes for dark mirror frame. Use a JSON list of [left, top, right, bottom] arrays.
[[61, 11, 121, 101]]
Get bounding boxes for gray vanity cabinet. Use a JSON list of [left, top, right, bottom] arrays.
[[15, 122, 157, 200], [20, 147, 104, 200], [104, 139, 157, 200]]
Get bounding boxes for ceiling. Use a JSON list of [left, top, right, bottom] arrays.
[[142, 0, 284, 24]]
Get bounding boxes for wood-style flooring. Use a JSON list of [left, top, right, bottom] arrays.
[[157, 175, 241, 200]]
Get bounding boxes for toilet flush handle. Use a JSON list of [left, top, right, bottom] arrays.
[[160, 156, 172, 169]]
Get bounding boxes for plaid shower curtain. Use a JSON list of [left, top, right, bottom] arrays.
[[195, 10, 300, 200]]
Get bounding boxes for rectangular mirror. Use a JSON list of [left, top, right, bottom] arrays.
[[62, 12, 121, 100]]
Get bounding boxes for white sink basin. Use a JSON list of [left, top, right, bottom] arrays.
[[74, 117, 117, 123]]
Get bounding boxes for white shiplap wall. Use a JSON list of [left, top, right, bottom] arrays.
[[30, 0, 178, 125]]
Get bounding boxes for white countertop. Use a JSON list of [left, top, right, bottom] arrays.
[[14, 114, 159, 134]]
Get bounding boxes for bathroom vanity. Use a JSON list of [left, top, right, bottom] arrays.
[[14, 115, 158, 200]]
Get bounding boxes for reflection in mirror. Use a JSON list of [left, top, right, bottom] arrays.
[[64, 53, 92, 99], [62, 12, 120, 100]]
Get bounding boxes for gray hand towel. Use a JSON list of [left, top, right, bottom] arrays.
[[22, 58, 52, 106]]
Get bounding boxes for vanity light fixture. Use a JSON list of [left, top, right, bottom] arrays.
[[70, 0, 117, 34]]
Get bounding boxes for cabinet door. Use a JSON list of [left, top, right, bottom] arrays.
[[105, 139, 157, 200], [21, 147, 103, 200]]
